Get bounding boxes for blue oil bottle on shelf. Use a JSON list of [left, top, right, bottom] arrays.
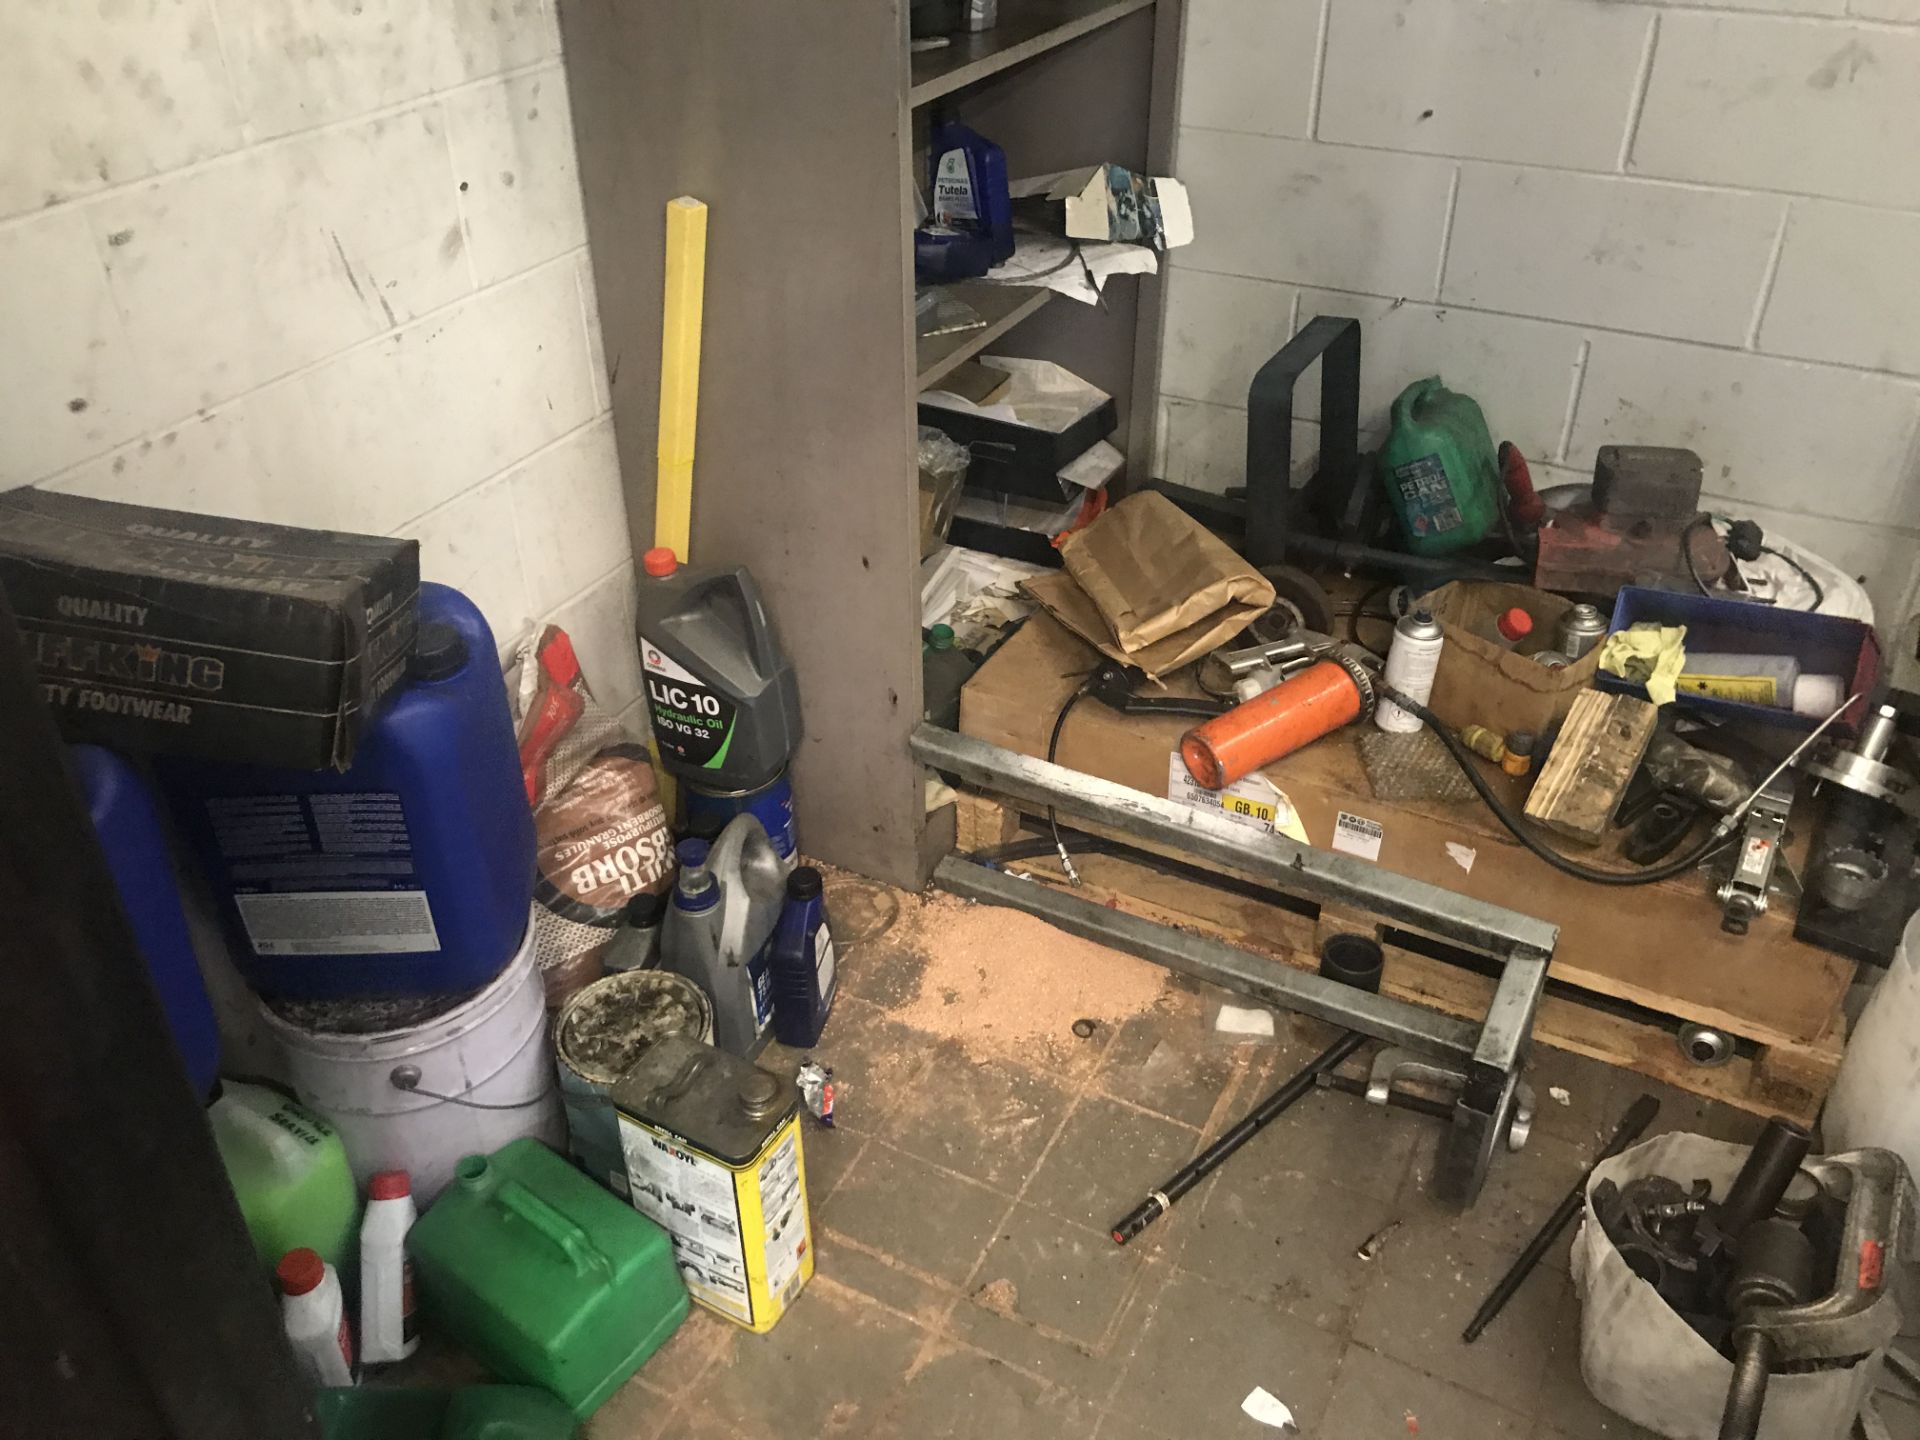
[[768, 867, 837, 1048], [71, 744, 222, 1099], [160, 583, 535, 1000]]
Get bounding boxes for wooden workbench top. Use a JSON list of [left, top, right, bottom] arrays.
[[957, 613, 1854, 1050]]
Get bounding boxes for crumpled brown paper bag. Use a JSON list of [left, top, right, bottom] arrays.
[[1023, 491, 1273, 678]]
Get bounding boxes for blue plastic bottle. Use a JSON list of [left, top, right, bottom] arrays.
[[71, 745, 222, 1098], [768, 867, 836, 1048], [160, 584, 535, 999], [914, 120, 1015, 283]]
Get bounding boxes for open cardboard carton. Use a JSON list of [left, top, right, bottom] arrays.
[[1422, 580, 1601, 738]]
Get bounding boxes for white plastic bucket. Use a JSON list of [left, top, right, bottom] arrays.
[[262, 918, 564, 1206], [1572, 1132, 1876, 1440], [1823, 910, 1920, 1172]]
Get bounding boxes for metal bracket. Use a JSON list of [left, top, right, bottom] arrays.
[[913, 724, 1557, 1205], [1366, 1046, 1534, 1152]]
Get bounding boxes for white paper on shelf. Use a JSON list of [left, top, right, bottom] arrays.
[[919, 545, 1047, 632], [982, 235, 1158, 304]]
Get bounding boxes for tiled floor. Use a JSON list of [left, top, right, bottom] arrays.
[[561, 876, 1819, 1440], [408, 874, 1916, 1439]]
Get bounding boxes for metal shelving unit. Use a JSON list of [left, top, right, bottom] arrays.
[[561, 0, 1184, 886]]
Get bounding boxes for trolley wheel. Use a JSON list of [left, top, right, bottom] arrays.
[[1251, 564, 1335, 639]]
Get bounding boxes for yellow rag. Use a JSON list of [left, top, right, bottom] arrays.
[[1597, 622, 1689, 705]]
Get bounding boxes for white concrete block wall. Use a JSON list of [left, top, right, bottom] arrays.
[[2, 1, 646, 723], [1160, 0, 1920, 624]]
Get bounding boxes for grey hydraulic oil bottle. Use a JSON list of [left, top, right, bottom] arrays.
[[634, 548, 802, 792]]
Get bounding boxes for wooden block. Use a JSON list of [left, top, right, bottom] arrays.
[[1750, 1018, 1846, 1119], [953, 790, 1020, 852], [1524, 689, 1659, 844]]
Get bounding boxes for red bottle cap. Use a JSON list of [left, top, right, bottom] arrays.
[[276, 1248, 325, 1297], [1496, 608, 1533, 641], [368, 1170, 411, 1201], [642, 547, 679, 577]]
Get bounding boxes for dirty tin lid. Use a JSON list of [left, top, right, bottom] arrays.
[[610, 1034, 798, 1166]]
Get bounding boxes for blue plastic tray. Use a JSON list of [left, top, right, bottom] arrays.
[[1597, 586, 1880, 735]]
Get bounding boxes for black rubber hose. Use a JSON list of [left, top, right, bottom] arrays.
[[1045, 686, 1090, 881], [1375, 681, 1733, 887]]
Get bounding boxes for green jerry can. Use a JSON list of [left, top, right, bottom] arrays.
[[1376, 376, 1501, 556], [314, 1386, 581, 1439], [407, 1140, 688, 1418]]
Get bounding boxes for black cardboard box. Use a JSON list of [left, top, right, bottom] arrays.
[[0, 489, 419, 770]]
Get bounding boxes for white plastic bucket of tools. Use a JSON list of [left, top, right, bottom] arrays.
[[1571, 1132, 1879, 1440]]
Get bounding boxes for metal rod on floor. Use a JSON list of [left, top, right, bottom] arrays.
[[1461, 1093, 1661, 1343], [1110, 1031, 1368, 1246]]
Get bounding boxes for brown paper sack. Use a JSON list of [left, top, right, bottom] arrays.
[[1023, 491, 1274, 678]]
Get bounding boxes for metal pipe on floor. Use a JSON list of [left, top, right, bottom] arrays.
[[1462, 1093, 1661, 1343], [1110, 1031, 1369, 1246]]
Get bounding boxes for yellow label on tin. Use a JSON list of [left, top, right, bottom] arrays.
[[615, 1110, 813, 1333], [1677, 673, 1777, 705]]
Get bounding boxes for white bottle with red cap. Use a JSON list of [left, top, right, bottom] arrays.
[[358, 1169, 420, 1364], [276, 1247, 355, 1387]]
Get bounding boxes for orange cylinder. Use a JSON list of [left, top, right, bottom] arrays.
[[1180, 659, 1366, 790]]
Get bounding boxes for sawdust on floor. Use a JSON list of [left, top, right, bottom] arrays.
[[888, 888, 1168, 1060]]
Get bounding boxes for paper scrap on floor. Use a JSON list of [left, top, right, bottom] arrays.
[[1241, 1387, 1296, 1431], [1215, 1005, 1277, 1039]]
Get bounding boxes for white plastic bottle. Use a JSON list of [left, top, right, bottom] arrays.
[[357, 1170, 420, 1364], [276, 1248, 355, 1387]]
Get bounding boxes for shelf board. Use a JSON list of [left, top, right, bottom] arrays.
[[909, 0, 1156, 108], [916, 284, 1051, 392]]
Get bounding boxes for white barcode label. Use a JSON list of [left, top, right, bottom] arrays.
[[236, 890, 440, 955], [1332, 812, 1384, 863]]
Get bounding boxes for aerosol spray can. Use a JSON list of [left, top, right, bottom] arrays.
[[1556, 603, 1608, 661], [1375, 610, 1445, 733]]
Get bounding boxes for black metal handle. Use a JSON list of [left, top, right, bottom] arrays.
[[1462, 1093, 1660, 1342]]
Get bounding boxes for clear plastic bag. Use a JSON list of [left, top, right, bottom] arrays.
[[917, 425, 971, 557]]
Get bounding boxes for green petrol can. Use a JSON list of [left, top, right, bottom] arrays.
[[407, 1140, 687, 1418], [1376, 377, 1501, 556], [314, 1386, 580, 1440]]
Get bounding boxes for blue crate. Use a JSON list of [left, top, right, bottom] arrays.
[[1597, 586, 1880, 735]]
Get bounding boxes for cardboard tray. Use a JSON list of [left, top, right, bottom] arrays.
[[918, 397, 1117, 501]]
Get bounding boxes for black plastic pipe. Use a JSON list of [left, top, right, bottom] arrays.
[[1463, 1094, 1661, 1342], [1110, 1031, 1368, 1245]]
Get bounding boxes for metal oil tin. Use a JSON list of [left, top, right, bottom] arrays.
[[1556, 603, 1608, 660], [610, 1035, 811, 1332]]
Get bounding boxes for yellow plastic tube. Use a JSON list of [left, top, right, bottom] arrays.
[[655, 196, 708, 562]]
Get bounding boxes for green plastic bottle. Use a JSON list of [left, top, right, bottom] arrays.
[[209, 1080, 360, 1276], [407, 1140, 688, 1419], [1377, 377, 1501, 555]]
